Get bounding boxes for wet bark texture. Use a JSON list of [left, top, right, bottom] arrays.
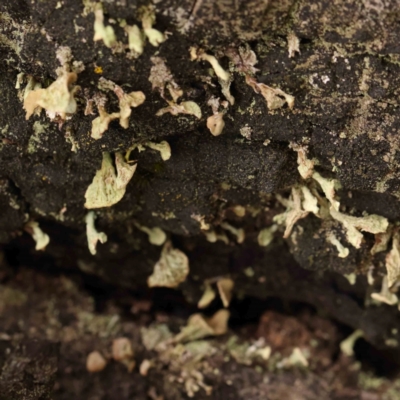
[[2, 0, 400, 398]]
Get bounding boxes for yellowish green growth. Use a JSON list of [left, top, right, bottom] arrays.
[[174, 310, 229, 343], [156, 99, 202, 119], [141, 6, 165, 47], [287, 32, 300, 58], [125, 24, 144, 54], [330, 208, 388, 249], [191, 214, 210, 230], [340, 330, 363, 357], [233, 205, 246, 217], [206, 96, 227, 136], [301, 186, 319, 214], [344, 273, 357, 285], [91, 105, 120, 139], [114, 86, 146, 129], [371, 276, 398, 305], [190, 47, 234, 105], [85, 211, 107, 255], [246, 75, 294, 110], [220, 222, 245, 244], [204, 229, 229, 244], [287, 347, 309, 367], [198, 283, 216, 309], [371, 230, 392, 255], [385, 231, 400, 288], [145, 141, 171, 161], [327, 232, 349, 258], [84, 152, 137, 209], [134, 223, 167, 246], [291, 143, 314, 179], [126, 140, 171, 162], [312, 172, 340, 211], [25, 221, 50, 251], [216, 278, 234, 308], [24, 72, 79, 120], [275, 187, 309, 238], [93, 4, 117, 48], [257, 225, 278, 247], [147, 241, 189, 288]]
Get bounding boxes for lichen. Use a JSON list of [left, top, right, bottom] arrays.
[[330, 208, 388, 249], [216, 278, 234, 308], [340, 330, 363, 357], [85, 211, 107, 255], [287, 32, 300, 58], [197, 283, 216, 309], [25, 221, 50, 251], [84, 152, 137, 209], [371, 276, 398, 305], [327, 232, 349, 258], [190, 47, 234, 105], [385, 231, 400, 289], [257, 225, 277, 247], [147, 241, 189, 288], [246, 75, 294, 110], [141, 6, 166, 47], [174, 310, 229, 343], [24, 72, 79, 120], [93, 3, 117, 48], [134, 223, 167, 246]]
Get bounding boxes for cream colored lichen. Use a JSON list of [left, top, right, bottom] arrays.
[[96, 78, 146, 131], [191, 214, 210, 231], [114, 85, 146, 129], [301, 186, 319, 214], [287, 32, 300, 58], [330, 208, 388, 249], [206, 96, 227, 136], [147, 241, 189, 288], [340, 330, 363, 357], [84, 152, 137, 209], [385, 231, 400, 289], [85, 211, 107, 255], [197, 284, 216, 309], [216, 278, 234, 308], [371, 230, 392, 255], [291, 143, 314, 179], [204, 230, 229, 244], [274, 187, 309, 238], [312, 172, 341, 211], [190, 47, 234, 105], [246, 75, 294, 111], [156, 99, 202, 119], [126, 140, 171, 162], [371, 276, 398, 305], [25, 221, 50, 251], [327, 232, 349, 258], [135, 223, 166, 246], [257, 225, 277, 247], [220, 222, 245, 244], [93, 4, 117, 48], [125, 24, 144, 54], [91, 105, 120, 139], [174, 310, 229, 343], [141, 6, 166, 47], [24, 72, 79, 120]]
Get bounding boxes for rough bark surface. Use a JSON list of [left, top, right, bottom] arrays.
[[2, 0, 400, 398]]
